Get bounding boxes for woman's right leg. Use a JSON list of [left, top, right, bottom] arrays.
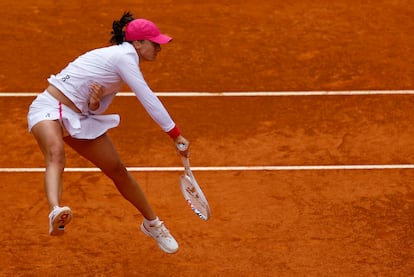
[[63, 133, 156, 220], [63, 133, 179, 253], [31, 120, 66, 211]]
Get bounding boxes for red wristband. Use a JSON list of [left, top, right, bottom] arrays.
[[167, 125, 181, 139]]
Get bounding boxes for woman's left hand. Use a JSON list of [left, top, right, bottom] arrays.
[[89, 83, 104, 111]]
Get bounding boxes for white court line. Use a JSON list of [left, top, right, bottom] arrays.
[[2, 90, 413, 173], [1, 164, 414, 172], [1, 90, 414, 97]]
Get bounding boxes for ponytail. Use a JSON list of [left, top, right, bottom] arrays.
[[110, 11, 135, 45]]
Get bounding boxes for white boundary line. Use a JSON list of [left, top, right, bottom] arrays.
[[3, 90, 414, 173], [1, 90, 414, 97], [1, 164, 414, 172]]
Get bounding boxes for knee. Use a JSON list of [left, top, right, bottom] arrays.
[[45, 145, 66, 168], [103, 161, 128, 181]]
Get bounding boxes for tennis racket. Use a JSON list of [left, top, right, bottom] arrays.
[[179, 156, 211, 221]]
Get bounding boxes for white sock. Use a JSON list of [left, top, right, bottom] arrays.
[[144, 217, 159, 226]]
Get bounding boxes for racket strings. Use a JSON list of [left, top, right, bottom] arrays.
[[180, 157, 211, 221]]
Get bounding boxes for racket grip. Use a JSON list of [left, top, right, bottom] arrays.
[[177, 142, 188, 151], [181, 156, 190, 169]]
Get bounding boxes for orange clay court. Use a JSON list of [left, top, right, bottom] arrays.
[[1, 1, 414, 276]]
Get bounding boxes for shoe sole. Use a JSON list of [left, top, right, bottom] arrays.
[[50, 209, 72, 236], [140, 224, 178, 254]]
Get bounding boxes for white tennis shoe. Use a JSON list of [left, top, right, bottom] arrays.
[[49, 206, 72, 236], [141, 217, 179, 254]]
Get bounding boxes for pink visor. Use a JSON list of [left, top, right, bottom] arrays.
[[124, 19, 172, 44]]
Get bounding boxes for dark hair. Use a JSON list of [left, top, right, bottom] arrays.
[[110, 11, 135, 45]]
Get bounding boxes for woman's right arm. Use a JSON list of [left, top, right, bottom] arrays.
[[115, 53, 190, 155]]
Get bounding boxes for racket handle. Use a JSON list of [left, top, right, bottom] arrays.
[[181, 156, 190, 169]]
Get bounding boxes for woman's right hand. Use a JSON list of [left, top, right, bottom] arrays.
[[174, 135, 190, 158]]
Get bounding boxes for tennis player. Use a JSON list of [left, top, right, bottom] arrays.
[[27, 12, 189, 254]]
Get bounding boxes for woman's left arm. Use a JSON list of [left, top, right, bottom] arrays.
[[88, 83, 104, 111], [88, 83, 116, 114]]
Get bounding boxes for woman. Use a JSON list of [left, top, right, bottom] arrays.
[[27, 12, 189, 254]]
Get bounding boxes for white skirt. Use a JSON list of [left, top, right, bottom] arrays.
[[27, 91, 120, 139]]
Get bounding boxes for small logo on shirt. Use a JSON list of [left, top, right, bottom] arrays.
[[62, 75, 70, 82]]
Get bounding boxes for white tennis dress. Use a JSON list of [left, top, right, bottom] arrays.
[[28, 42, 176, 139]]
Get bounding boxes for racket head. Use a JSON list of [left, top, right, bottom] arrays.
[[180, 170, 210, 220]]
